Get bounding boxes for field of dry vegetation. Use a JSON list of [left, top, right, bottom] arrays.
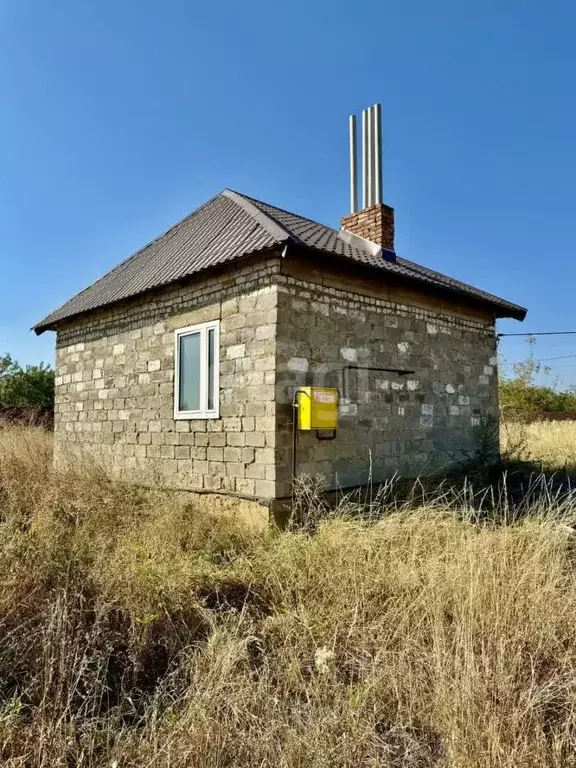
[[502, 419, 576, 471], [1, 424, 576, 766]]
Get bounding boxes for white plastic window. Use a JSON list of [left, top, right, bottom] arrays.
[[174, 320, 220, 419]]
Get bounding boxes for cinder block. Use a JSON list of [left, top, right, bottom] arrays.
[[226, 462, 245, 478], [255, 448, 275, 464], [223, 447, 242, 463], [235, 478, 256, 495], [246, 463, 266, 480], [254, 479, 276, 498]]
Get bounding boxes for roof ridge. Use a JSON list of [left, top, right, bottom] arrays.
[[222, 189, 291, 243], [224, 189, 342, 238]]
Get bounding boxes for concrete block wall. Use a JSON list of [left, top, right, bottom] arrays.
[[274, 263, 498, 496], [54, 258, 281, 498], [53, 252, 500, 503]]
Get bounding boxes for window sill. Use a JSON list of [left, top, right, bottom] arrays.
[[174, 412, 220, 420]]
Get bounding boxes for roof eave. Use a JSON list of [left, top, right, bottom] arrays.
[[33, 315, 59, 335], [32, 244, 287, 336], [494, 305, 527, 322], [288, 243, 527, 323]]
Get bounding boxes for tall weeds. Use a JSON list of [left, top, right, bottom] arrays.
[[1, 426, 576, 766]]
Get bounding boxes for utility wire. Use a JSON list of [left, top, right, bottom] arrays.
[[498, 331, 576, 338], [537, 354, 576, 363], [499, 332, 576, 371]]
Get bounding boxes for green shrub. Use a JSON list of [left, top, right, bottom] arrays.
[[0, 354, 54, 410], [498, 346, 576, 418], [499, 377, 576, 416]]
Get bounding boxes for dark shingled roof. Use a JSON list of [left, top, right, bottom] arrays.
[[34, 189, 526, 333]]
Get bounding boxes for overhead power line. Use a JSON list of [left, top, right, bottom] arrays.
[[498, 331, 576, 338], [537, 354, 576, 362]]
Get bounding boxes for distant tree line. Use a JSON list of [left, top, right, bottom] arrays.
[[499, 379, 576, 417], [499, 344, 576, 419], [0, 354, 54, 421]]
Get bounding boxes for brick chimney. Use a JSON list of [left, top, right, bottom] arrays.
[[340, 203, 395, 251]]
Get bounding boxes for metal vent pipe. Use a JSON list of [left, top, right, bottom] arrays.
[[349, 114, 358, 213], [350, 103, 383, 212], [367, 106, 374, 207], [361, 109, 368, 209], [374, 103, 382, 205]]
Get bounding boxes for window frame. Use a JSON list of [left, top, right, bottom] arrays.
[[173, 320, 220, 420]]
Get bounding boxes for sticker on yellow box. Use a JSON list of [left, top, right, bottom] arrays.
[[313, 391, 336, 403], [297, 387, 339, 430]]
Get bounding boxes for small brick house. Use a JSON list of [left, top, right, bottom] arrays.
[[35, 188, 526, 508]]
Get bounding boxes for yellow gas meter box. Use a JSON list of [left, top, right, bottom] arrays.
[[297, 387, 339, 430]]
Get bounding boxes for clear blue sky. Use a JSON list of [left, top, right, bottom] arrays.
[[2, 0, 575, 383]]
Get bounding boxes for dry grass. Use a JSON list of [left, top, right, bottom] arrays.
[[502, 419, 576, 470], [2, 426, 576, 765]]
